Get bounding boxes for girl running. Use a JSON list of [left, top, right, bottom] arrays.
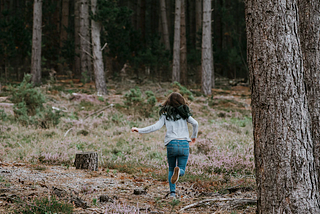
[[131, 92, 198, 197]]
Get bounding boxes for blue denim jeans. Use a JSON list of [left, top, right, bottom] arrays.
[[166, 140, 189, 193]]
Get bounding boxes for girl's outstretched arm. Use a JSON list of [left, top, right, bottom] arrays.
[[131, 115, 165, 134]]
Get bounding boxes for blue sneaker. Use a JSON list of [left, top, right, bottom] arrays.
[[169, 192, 176, 198]]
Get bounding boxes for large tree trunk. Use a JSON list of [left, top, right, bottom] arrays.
[[60, 0, 69, 48], [245, 0, 320, 213], [31, 0, 42, 85], [160, 0, 170, 51], [79, 0, 92, 82], [180, 0, 187, 85], [172, 0, 181, 82], [298, 0, 320, 190], [74, 0, 81, 78], [201, 0, 212, 95], [91, 0, 107, 95]]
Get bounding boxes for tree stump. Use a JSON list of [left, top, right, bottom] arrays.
[[74, 152, 98, 171]]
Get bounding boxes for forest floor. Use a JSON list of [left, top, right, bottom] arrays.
[[0, 77, 256, 213]]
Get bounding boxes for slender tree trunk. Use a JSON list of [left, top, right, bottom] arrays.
[[74, 0, 81, 78], [187, 0, 196, 48], [195, 0, 202, 34], [60, 0, 69, 48], [140, 0, 146, 45], [201, 0, 212, 95], [160, 0, 170, 51], [31, 0, 42, 85], [245, 0, 320, 213], [91, 0, 107, 95], [180, 0, 187, 85], [195, 0, 202, 84], [298, 0, 320, 190], [79, 0, 91, 82], [172, 0, 181, 82]]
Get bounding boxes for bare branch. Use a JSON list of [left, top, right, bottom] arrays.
[[101, 43, 108, 51]]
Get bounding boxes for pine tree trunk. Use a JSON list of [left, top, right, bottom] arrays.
[[172, 0, 181, 82], [79, 0, 91, 82], [201, 0, 212, 95], [298, 0, 320, 190], [180, 0, 187, 85], [140, 0, 146, 45], [195, 0, 202, 84], [91, 0, 107, 95], [245, 0, 320, 212], [187, 0, 195, 48], [195, 0, 201, 34], [60, 0, 69, 48], [74, 0, 81, 78], [160, 0, 170, 51], [31, 0, 42, 85]]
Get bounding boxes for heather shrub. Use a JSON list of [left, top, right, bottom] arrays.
[[9, 74, 62, 128], [14, 195, 73, 214]]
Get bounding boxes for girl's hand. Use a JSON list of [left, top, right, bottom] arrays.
[[131, 127, 139, 133], [190, 138, 196, 146]]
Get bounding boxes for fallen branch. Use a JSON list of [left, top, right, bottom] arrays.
[[178, 198, 256, 213], [84, 104, 113, 120], [64, 128, 73, 137]]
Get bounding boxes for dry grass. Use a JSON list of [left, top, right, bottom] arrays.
[[0, 80, 254, 191]]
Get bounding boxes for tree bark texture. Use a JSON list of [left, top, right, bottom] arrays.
[[195, 0, 202, 34], [298, 0, 320, 190], [74, 0, 81, 78], [172, 0, 181, 82], [91, 0, 107, 95], [79, 0, 92, 81], [160, 0, 170, 51], [180, 0, 187, 85], [74, 152, 98, 171], [245, 0, 320, 213], [195, 0, 202, 84], [201, 0, 212, 95], [60, 0, 69, 48], [140, 0, 146, 44], [31, 0, 42, 85]]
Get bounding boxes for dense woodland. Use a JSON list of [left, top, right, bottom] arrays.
[[0, 0, 247, 92], [4, 0, 320, 213]]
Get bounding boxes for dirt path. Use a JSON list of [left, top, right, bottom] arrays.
[[0, 162, 256, 214]]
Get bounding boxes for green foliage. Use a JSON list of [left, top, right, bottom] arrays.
[[14, 195, 73, 214], [9, 74, 62, 128], [124, 87, 157, 117], [172, 82, 195, 101], [0, 109, 8, 121], [169, 199, 180, 214]]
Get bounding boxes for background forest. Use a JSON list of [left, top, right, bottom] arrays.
[[0, 0, 247, 86]]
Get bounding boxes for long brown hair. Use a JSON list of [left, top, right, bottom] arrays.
[[159, 92, 192, 120]]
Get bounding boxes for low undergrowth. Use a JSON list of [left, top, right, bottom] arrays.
[[14, 196, 73, 214], [0, 80, 254, 190]]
